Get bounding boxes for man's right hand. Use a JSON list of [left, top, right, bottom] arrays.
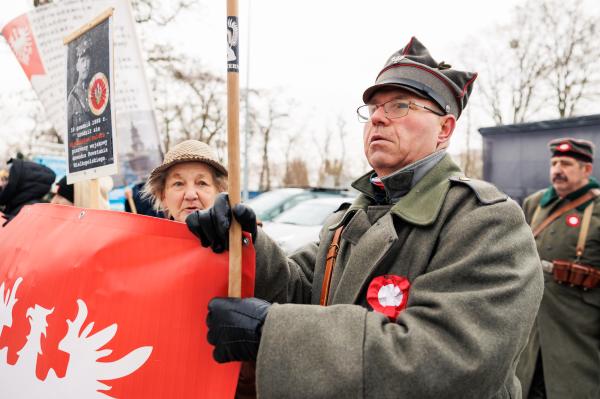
[[185, 193, 258, 253]]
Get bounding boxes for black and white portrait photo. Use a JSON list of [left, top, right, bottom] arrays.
[[65, 14, 116, 180]]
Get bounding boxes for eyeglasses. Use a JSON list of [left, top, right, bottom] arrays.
[[356, 99, 446, 122]]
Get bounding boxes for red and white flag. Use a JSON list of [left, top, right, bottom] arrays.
[[2, 14, 45, 80], [0, 204, 255, 398]]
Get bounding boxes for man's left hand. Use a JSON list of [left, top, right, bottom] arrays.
[[206, 297, 271, 363]]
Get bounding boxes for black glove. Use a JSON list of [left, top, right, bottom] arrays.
[[206, 297, 271, 363], [186, 193, 257, 253]]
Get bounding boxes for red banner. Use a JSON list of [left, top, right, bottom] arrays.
[[0, 204, 255, 398], [2, 14, 46, 80]]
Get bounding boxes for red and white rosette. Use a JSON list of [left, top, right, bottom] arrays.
[[557, 143, 571, 152], [565, 213, 580, 227], [88, 72, 109, 116], [367, 274, 410, 321]]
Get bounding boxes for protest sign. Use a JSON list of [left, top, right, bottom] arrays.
[[64, 9, 117, 183], [0, 204, 255, 397], [1, 0, 162, 187]]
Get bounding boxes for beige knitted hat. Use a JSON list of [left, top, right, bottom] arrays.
[[149, 140, 228, 179]]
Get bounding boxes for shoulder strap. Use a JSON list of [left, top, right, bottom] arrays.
[[320, 226, 344, 306], [530, 205, 542, 227], [532, 189, 600, 238], [576, 200, 595, 259]]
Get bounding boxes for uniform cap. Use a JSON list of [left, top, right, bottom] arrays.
[[362, 37, 477, 119], [75, 37, 91, 58], [549, 137, 594, 163]]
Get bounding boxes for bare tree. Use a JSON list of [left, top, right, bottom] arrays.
[[0, 90, 62, 159], [251, 102, 289, 191], [540, 0, 600, 117], [282, 159, 309, 187], [315, 115, 348, 187], [467, 0, 600, 124], [280, 132, 309, 187], [130, 0, 196, 25], [146, 44, 227, 154]]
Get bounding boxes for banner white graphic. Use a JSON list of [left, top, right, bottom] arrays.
[[0, 277, 152, 398]]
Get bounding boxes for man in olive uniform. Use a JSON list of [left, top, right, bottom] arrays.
[[188, 37, 543, 398], [67, 37, 91, 129], [517, 138, 600, 399]]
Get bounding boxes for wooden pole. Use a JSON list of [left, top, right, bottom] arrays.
[[74, 179, 101, 209], [63, 8, 114, 45], [227, 0, 242, 298]]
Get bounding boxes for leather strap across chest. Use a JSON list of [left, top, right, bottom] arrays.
[[532, 188, 600, 238], [320, 226, 344, 306], [532, 188, 600, 261], [576, 201, 595, 259]]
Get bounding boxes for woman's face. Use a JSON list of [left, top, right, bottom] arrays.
[[161, 162, 220, 222]]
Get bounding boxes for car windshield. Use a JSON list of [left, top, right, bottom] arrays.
[[273, 200, 344, 226], [246, 189, 303, 219]]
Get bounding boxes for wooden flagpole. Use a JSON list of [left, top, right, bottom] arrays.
[[227, 0, 242, 298]]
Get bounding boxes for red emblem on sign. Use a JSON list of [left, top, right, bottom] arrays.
[[566, 214, 580, 227], [557, 143, 571, 152], [88, 72, 109, 116], [366, 275, 410, 321]]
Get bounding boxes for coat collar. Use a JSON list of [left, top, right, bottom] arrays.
[[539, 176, 600, 211], [381, 149, 447, 203], [337, 154, 462, 228], [391, 155, 462, 225]]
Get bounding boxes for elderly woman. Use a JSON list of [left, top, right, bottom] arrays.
[[143, 140, 228, 222], [146, 140, 255, 395]]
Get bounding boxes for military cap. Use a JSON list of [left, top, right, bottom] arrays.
[[362, 37, 478, 119], [75, 37, 91, 58], [549, 137, 594, 163]]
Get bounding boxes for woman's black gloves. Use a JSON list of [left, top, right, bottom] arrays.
[[207, 297, 271, 363], [186, 193, 257, 253]]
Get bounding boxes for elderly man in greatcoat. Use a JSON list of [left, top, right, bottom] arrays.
[[188, 37, 544, 399]]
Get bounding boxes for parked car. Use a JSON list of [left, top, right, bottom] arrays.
[[261, 196, 353, 253], [246, 187, 354, 222]]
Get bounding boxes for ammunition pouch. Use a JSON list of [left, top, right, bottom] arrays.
[[552, 260, 600, 290]]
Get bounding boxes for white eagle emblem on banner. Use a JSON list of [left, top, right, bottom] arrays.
[[7, 26, 34, 66], [0, 277, 153, 398]]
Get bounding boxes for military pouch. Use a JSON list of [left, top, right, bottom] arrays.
[[552, 260, 600, 290], [552, 260, 571, 284], [582, 268, 600, 290], [568, 263, 589, 286]]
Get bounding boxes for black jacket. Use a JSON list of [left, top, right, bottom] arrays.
[[0, 158, 55, 224]]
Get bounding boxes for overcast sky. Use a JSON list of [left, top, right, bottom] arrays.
[[0, 0, 576, 175]]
